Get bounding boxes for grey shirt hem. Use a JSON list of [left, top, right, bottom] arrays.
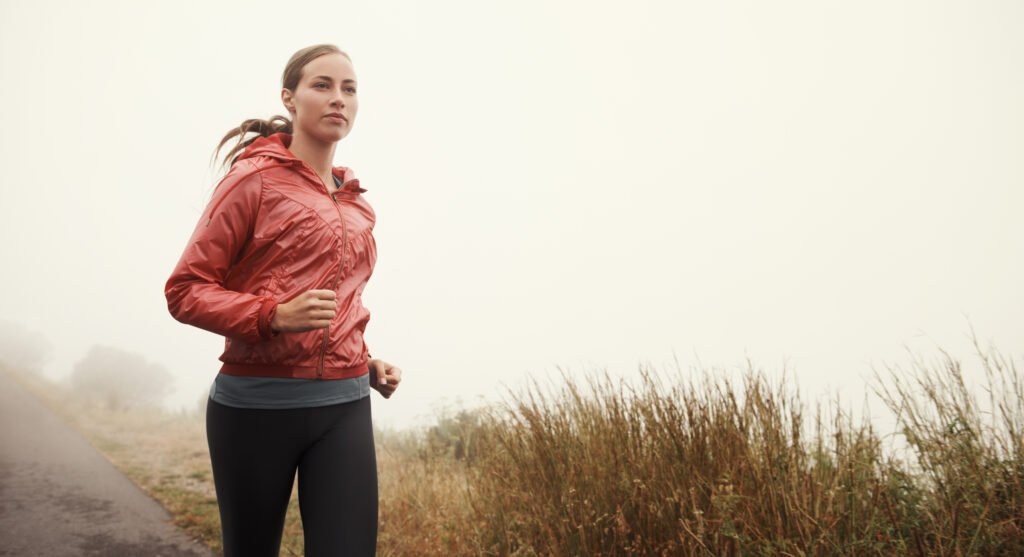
[[209, 372, 371, 410]]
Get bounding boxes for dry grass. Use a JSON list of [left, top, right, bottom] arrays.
[[375, 425, 479, 556], [10, 334, 1023, 556], [460, 337, 1023, 556]]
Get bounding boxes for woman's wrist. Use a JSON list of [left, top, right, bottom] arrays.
[[269, 309, 281, 332]]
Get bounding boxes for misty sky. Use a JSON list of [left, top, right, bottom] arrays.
[[0, 0, 1020, 430]]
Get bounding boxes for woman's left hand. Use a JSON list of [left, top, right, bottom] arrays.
[[368, 358, 402, 399]]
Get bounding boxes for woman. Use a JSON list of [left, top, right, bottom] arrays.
[[164, 44, 400, 556]]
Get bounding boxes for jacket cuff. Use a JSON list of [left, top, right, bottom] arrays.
[[257, 297, 280, 340]]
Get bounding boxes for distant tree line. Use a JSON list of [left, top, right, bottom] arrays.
[[0, 320, 173, 410], [70, 345, 174, 410], [0, 319, 52, 372]]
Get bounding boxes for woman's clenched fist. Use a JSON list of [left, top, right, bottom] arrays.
[[270, 289, 337, 333]]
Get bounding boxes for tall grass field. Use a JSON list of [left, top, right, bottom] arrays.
[[10, 337, 1022, 556]]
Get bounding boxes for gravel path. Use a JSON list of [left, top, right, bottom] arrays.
[[0, 369, 216, 556]]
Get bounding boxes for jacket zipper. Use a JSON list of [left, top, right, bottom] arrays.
[[316, 181, 348, 380]]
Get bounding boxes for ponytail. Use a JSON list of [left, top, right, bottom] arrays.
[[210, 115, 293, 174]]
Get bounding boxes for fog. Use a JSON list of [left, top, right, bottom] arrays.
[[0, 0, 1020, 430]]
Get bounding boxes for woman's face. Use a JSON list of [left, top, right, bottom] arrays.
[[282, 53, 358, 144]]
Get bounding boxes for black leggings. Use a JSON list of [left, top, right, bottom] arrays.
[[205, 396, 377, 557]]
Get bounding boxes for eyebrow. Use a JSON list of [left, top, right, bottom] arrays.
[[311, 75, 357, 84]]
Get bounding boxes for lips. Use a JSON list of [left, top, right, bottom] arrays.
[[325, 113, 346, 123]]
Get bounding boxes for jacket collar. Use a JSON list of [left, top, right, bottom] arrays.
[[240, 132, 366, 194]]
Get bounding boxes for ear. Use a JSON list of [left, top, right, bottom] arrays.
[[281, 88, 295, 114]]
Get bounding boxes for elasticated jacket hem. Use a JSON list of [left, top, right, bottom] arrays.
[[220, 362, 369, 380]]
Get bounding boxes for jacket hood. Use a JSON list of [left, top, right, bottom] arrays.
[[239, 132, 365, 194]]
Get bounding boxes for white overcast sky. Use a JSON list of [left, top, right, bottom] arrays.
[[0, 0, 1020, 430]]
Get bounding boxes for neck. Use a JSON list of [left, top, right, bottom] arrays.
[[286, 131, 337, 182]]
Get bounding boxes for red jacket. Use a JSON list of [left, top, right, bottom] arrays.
[[165, 133, 376, 380]]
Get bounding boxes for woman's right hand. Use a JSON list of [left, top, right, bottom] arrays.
[[270, 289, 337, 333]]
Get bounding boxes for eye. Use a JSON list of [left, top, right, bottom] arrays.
[[315, 82, 329, 89], [345, 87, 357, 94]]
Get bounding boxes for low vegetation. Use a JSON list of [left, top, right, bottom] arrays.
[[10, 335, 1022, 556]]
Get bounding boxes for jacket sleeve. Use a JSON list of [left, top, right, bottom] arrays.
[[164, 162, 280, 343]]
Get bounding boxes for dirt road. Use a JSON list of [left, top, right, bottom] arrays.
[[0, 369, 215, 556]]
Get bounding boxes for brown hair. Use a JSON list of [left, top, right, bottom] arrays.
[[211, 44, 352, 172]]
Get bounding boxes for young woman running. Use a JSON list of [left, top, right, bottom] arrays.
[[165, 44, 401, 556]]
